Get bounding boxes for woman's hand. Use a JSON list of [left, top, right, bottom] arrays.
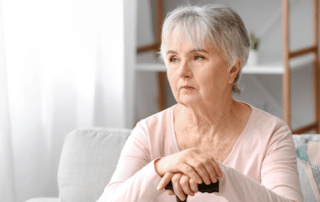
[[154, 148, 222, 188], [158, 172, 200, 201]]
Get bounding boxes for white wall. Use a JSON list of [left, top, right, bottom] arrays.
[[136, 0, 318, 130]]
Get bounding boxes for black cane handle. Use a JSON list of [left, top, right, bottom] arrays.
[[164, 180, 219, 202]]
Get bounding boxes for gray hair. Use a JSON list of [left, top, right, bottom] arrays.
[[160, 4, 250, 94]]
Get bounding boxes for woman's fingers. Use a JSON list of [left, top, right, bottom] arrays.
[[209, 158, 223, 178], [157, 148, 223, 188], [157, 172, 174, 191], [189, 177, 198, 193], [204, 155, 223, 180], [180, 174, 195, 196], [163, 173, 198, 198], [190, 152, 222, 184], [179, 163, 203, 184], [186, 157, 212, 184], [172, 173, 187, 201], [201, 158, 219, 183], [166, 190, 175, 195]]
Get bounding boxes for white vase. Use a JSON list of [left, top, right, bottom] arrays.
[[247, 49, 259, 66]]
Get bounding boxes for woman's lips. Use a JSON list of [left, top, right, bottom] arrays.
[[181, 86, 195, 90]]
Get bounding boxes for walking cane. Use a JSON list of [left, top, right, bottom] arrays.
[[165, 180, 219, 202]]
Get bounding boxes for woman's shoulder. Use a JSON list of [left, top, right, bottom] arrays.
[[132, 106, 176, 154], [135, 105, 176, 133], [249, 104, 288, 127], [241, 104, 293, 153], [244, 103, 291, 138]]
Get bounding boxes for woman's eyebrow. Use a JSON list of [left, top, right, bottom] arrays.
[[166, 49, 208, 55], [189, 48, 208, 53]]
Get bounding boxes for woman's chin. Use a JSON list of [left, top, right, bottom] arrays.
[[178, 97, 202, 106]]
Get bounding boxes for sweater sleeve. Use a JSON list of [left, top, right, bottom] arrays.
[[216, 123, 303, 202], [96, 121, 162, 202]]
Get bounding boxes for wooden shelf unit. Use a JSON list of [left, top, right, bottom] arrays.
[[282, 0, 319, 134], [136, 0, 166, 111]]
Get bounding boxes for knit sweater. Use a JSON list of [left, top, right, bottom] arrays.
[[97, 104, 303, 202]]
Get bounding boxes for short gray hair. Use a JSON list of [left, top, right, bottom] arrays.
[[160, 4, 250, 94]]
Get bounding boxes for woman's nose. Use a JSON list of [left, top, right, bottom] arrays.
[[178, 60, 192, 78]]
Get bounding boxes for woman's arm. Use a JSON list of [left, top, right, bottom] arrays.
[[96, 122, 163, 202], [216, 163, 300, 202], [158, 123, 303, 202], [97, 119, 222, 202]]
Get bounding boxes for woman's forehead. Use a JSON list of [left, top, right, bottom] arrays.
[[166, 29, 218, 53], [167, 29, 206, 49]]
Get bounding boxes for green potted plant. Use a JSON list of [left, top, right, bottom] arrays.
[[247, 32, 260, 65]]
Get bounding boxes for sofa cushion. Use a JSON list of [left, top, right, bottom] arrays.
[[296, 158, 317, 202], [296, 142, 320, 202], [293, 134, 320, 147], [293, 134, 320, 202], [58, 128, 131, 202]]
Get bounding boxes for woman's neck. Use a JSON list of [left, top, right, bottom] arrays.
[[175, 98, 240, 136]]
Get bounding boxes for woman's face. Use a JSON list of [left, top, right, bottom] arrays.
[[165, 29, 240, 107]]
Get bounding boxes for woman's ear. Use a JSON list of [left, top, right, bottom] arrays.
[[228, 59, 241, 84]]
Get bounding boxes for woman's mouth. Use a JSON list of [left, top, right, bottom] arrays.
[[181, 86, 195, 90]]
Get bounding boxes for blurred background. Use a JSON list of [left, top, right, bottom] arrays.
[[0, 0, 317, 201]]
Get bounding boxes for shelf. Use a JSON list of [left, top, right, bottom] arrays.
[[136, 53, 314, 75]]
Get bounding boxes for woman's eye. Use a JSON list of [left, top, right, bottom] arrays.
[[170, 57, 178, 63], [194, 55, 204, 60]]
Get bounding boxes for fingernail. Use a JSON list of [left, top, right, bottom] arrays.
[[205, 180, 210, 185], [198, 180, 202, 184]]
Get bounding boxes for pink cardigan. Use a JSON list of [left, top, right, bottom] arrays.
[[97, 104, 303, 202]]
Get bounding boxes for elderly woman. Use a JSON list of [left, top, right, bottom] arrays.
[[97, 4, 302, 202]]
